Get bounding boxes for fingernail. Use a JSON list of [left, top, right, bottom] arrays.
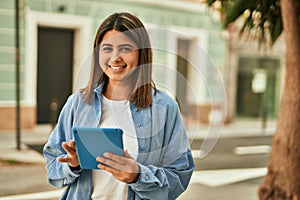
[[103, 152, 109, 157], [96, 157, 103, 162]]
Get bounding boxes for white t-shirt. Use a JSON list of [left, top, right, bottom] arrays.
[[91, 95, 138, 200]]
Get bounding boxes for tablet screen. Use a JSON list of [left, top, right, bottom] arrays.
[[72, 127, 124, 170]]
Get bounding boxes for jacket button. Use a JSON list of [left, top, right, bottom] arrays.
[[141, 145, 145, 150]]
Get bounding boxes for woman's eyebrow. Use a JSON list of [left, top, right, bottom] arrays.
[[101, 43, 112, 47], [101, 43, 135, 48], [118, 44, 135, 48]]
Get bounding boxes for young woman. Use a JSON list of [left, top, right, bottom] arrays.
[[43, 12, 194, 200]]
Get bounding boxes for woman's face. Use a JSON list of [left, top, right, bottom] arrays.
[[99, 29, 139, 83]]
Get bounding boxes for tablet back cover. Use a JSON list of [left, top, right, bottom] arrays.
[[72, 127, 123, 170]]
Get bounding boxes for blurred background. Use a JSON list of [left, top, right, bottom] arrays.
[[0, 0, 284, 199]]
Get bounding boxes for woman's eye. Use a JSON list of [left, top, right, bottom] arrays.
[[121, 47, 131, 52], [102, 47, 112, 52]]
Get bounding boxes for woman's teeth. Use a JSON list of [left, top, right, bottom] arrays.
[[109, 65, 125, 70]]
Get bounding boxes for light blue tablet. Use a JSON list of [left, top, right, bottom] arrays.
[[72, 127, 124, 170]]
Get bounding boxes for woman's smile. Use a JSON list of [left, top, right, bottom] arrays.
[[107, 64, 127, 71]]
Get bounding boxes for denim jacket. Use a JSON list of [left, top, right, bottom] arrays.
[[43, 83, 194, 200]]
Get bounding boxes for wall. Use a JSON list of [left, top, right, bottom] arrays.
[[0, 0, 226, 129]]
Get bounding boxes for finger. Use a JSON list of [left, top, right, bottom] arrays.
[[100, 158, 136, 174], [103, 152, 127, 164], [62, 142, 76, 155], [97, 156, 121, 169], [69, 140, 76, 149], [57, 156, 80, 168], [98, 163, 119, 174], [57, 156, 70, 163], [124, 150, 133, 158], [98, 163, 110, 171], [98, 163, 138, 183], [61, 142, 69, 152], [98, 164, 123, 178]]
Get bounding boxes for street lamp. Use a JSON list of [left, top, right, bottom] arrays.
[[15, 0, 21, 150]]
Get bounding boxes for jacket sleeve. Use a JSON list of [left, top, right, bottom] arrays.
[[129, 100, 195, 200], [43, 95, 81, 188]]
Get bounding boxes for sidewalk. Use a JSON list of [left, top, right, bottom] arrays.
[[187, 119, 276, 140], [0, 125, 57, 199], [0, 120, 276, 199]]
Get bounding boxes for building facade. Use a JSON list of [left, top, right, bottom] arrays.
[[0, 0, 285, 130]]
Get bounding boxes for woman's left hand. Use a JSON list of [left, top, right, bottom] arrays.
[[96, 150, 140, 183]]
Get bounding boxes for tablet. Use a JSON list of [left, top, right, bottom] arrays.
[[72, 127, 124, 170]]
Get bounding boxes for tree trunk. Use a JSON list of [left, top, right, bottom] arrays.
[[258, 0, 300, 199]]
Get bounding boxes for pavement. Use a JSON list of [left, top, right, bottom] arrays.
[[0, 119, 277, 200]]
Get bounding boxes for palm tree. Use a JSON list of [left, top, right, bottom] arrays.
[[206, 0, 300, 199]]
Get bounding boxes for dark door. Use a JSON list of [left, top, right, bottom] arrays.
[[176, 39, 190, 104], [236, 57, 280, 118], [37, 27, 74, 124]]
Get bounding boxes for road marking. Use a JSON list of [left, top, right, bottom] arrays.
[[0, 189, 64, 200], [233, 145, 271, 155], [190, 168, 267, 187]]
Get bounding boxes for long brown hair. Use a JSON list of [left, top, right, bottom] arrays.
[[82, 12, 154, 108]]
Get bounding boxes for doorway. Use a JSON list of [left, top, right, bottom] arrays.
[[176, 38, 190, 104], [37, 27, 74, 124], [236, 57, 280, 119]]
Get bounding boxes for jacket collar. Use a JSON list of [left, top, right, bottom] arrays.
[[93, 82, 105, 95]]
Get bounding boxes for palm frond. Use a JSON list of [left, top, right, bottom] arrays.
[[223, 0, 257, 28], [270, 16, 283, 43]]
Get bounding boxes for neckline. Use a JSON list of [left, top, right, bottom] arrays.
[[102, 94, 129, 106]]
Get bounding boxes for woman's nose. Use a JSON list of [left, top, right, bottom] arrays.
[[110, 51, 122, 62]]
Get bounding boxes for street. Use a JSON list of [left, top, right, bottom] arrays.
[[179, 135, 272, 200], [0, 126, 273, 199], [192, 136, 272, 170]]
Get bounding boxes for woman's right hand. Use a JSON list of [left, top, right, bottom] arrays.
[[57, 140, 80, 168]]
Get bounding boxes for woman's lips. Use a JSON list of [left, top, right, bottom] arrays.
[[108, 64, 126, 70]]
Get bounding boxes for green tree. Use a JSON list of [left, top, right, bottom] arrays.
[[206, 0, 300, 199]]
